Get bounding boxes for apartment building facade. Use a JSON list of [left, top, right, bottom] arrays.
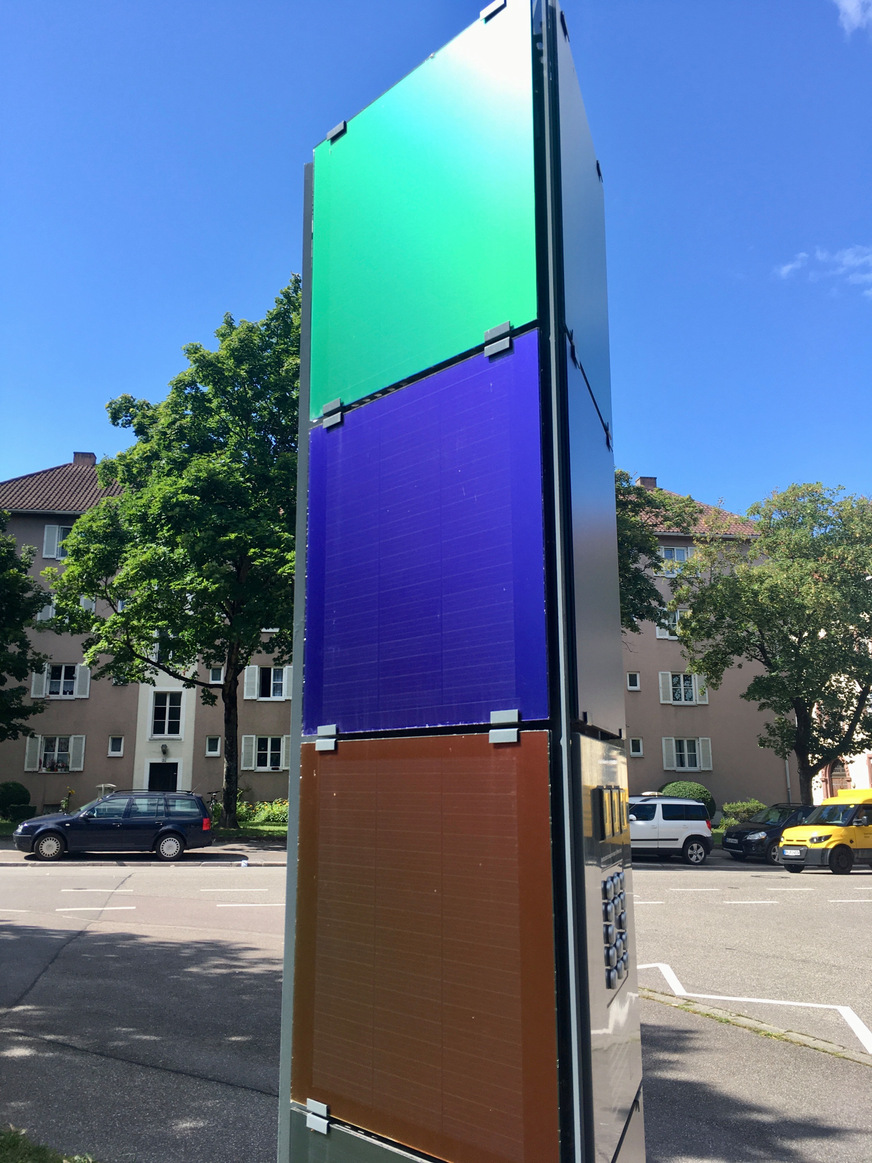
[[0, 453, 293, 812], [622, 477, 797, 810]]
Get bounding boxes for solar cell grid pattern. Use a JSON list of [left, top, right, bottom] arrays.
[[303, 331, 548, 735], [291, 733, 560, 1163]]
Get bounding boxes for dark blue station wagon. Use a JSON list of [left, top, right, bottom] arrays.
[[13, 791, 213, 861]]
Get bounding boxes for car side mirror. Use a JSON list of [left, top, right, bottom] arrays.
[[82, 810, 95, 819], [628, 814, 637, 822]]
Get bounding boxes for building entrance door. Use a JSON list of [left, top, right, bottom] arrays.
[[148, 762, 178, 792]]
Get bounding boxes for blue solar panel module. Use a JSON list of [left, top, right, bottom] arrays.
[[303, 329, 548, 736]]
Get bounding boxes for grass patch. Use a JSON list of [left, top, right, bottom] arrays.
[[0, 1126, 100, 1162], [212, 822, 287, 843]]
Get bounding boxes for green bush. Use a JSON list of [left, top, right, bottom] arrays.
[[251, 798, 289, 825], [721, 798, 767, 827], [659, 780, 716, 818], [8, 805, 37, 822], [0, 781, 30, 818]]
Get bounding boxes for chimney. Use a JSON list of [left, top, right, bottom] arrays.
[[635, 476, 657, 491], [73, 452, 97, 467]]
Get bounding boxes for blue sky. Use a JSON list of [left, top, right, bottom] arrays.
[[1, 0, 869, 515]]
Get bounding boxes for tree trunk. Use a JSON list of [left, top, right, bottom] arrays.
[[796, 762, 816, 805], [221, 666, 240, 829]]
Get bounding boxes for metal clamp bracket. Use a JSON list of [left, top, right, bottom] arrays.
[[306, 1098, 330, 1134], [321, 398, 344, 429], [489, 708, 519, 744], [315, 724, 337, 752], [325, 121, 347, 143], [484, 320, 512, 358], [480, 0, 506, 21]]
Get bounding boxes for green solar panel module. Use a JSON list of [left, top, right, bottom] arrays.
[[308, 0, 538, 420]]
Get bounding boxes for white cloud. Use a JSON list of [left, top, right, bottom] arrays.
[[774, 252, 808, 278], [775, 244, 872, 300], [831, 0, 872, 34]]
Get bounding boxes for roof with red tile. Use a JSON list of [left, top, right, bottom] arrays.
[[657, 491, 757, 538], [0, 454, 122, 515]]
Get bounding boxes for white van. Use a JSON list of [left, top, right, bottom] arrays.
[[628, 794, 712, 865]]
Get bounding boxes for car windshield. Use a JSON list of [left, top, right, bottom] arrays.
[[76, 799, 101, 814], [749, 806, 792, 825], [804, 804, 856, 826]]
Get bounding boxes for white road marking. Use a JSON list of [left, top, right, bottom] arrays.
[[55, 907, 136, 913], [638, 962, 872, 1055], [215, 903, 283, 908], [723, 900, 777, 905], [633, 901, 665, 905], [60, 888, 133, 893], [828, 899, 872, 903], [0, 908, 28, 913], [766, 887, 813, 892], [199, 888, 269, 893]]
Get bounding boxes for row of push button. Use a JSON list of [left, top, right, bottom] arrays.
[[602, 870, 629, 990]]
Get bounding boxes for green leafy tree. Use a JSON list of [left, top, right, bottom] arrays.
[[0, 514, 48, 741], [47, 280, 301, 827], [614, 470, 700, 632], [674, 483, 872, 803]]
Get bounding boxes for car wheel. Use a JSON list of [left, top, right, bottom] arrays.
[[828, 846, 853, 875], [34, 832, 65, 861], [156, 833, 185, 861], [682, 838, 708, 866], [728, 852, 746, 861], [765, 841, 780, 866], [785, 865, 804, 874]]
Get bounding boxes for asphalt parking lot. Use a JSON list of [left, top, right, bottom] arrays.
[[630, 851, 872, 1054]]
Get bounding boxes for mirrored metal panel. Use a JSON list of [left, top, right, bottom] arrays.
[[304, 331, 549, 735], [291, 733, 560, 1163], [555, 13, 613, 435], [308, 1, 538, 420]]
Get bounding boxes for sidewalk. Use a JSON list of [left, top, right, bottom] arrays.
[[0, 832, 288, 866]]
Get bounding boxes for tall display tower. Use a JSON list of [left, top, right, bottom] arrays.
[[278, 3, 645, 1161]]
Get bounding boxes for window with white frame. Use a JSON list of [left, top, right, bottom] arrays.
[[629, 738, 644, 757], [36, 601, 55, 622], [31, 664, 90, 699], [626, 672, 640, 691], [257, 736, 282, 769], [662, 736, 712, 771], [243, 665, 292, 701], [43, 524, 74, 560], [205, 736, 221, 757], [659, 545, 694, 576], [240, 734, 291, 771], [208, 666, 224, 684], [659, 672, 708, 705], [152, 692, 182, 736], [49, 665, 77, 697], [24, 734, 86, 773], [655, 609, 686, 640], [108, 735, 124, 757]]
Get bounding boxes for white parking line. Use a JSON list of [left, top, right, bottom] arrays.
[[215, 903, 283, 908], [0, 908, 28, 913], [638, 962, 872, 1055], [828, 899, 872, 903], [633, 901, 665, 905], [55, 907, 136, 913], [61, 888, 133, 893], [723, 900, 777, 905]]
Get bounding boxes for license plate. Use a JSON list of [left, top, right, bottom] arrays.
[[724, 838, 738, 846], [782, 847, 801, 858]]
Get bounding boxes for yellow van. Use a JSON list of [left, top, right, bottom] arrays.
[[778, 789, 872, 874]]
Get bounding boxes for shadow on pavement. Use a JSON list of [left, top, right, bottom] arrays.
[[641, 1004, 868, 1162], [0, 921, 282, 1163]]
